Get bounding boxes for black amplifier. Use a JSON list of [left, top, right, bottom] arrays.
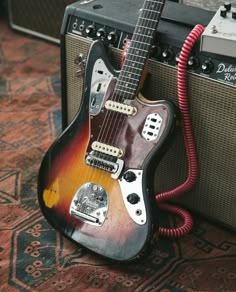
[[7, 0, 75, 43], [60, 0, 236, 230]]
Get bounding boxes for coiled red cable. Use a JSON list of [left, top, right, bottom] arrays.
[[155, 24, 205, 238]]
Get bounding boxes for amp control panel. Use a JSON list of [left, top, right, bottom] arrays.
[[63, 0, 236, 87]]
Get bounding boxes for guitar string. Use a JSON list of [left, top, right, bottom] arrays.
[[82, 0, 164, 223], [96, 0, 164, 147], [86, 0, 164, 187], [109, 3, 163, 148], [88, 0, 163, 187], [96, 0, 163, 146]]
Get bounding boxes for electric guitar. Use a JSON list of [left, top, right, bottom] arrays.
[[38, 0, 179, 261]]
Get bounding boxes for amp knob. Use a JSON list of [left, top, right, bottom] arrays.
[[97, 28, 107, 39], [162, 48, 174, 61], [150, 45, 162, 59], [85, 25, 96, 37], [188, 56, 200, 69], [201, 59, 214, 74], [107, 31, 118, 45]]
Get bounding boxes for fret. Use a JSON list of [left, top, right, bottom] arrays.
[[119, 75, 140, 83], [143, 8, 161, 13], [119, 74, 140, 83], [123, 60, 144, 68], [139, 17, 158, 23], [115, 0, 165, 100], [125, 52, 146, 60], [116, 86, 136, 95], [134, 33, 153, 39], [146, 0, 164, 3], [117, 82, 137, 90], [122, 64, 143, 71], [142, 10, 161, 17], [127, 39, 152, 48], [118, 75, 140, 85], [136, 25, 156, 31], [128, 46, 149, 53], [125, 50, 150, 60]]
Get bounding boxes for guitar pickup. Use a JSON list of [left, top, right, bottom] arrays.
[[85, 151, 124, 179], [91, 141, 124, 157], [105, 100, 137, 116]]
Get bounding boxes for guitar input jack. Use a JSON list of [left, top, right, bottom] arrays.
[[135, 209, 142, 216], [79, 24, 85, 31], [72, 21, 78, 30]]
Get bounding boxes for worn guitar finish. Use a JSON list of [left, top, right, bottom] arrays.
[[38, 0, 178, 261]]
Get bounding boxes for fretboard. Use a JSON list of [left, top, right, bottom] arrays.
[[115, 0, 165, 100]]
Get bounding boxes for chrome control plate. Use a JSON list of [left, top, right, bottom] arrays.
[[118, 169, 146, 225], [142, 113, 162, 142], [70, 182, 108, 226], [90, 58, 112, 115]]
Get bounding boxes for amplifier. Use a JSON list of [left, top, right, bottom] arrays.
[[60, 0, 236, 230], [7, 0, 75, 43]]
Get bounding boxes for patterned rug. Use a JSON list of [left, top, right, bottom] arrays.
[[0, 19, 236, 292]]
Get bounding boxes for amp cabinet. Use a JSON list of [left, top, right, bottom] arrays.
[[60, 0, 236, 230], [8, 0, 75, 43]]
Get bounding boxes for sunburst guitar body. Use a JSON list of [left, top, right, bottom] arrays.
[[38, 0, 179, 261]]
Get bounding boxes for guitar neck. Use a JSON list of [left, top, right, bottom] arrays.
[[116, 0, 166, 100]]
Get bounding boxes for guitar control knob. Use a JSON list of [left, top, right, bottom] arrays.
[[85, 25, 96, 37], [107, 31, 118, 45], [123, 171, 137, 182], [97, 28, 107, 39], [162, 48, 174, 61], [201, 59, 214, 74], [188, 56, 199, 69], [127, 193, 140, 204]]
